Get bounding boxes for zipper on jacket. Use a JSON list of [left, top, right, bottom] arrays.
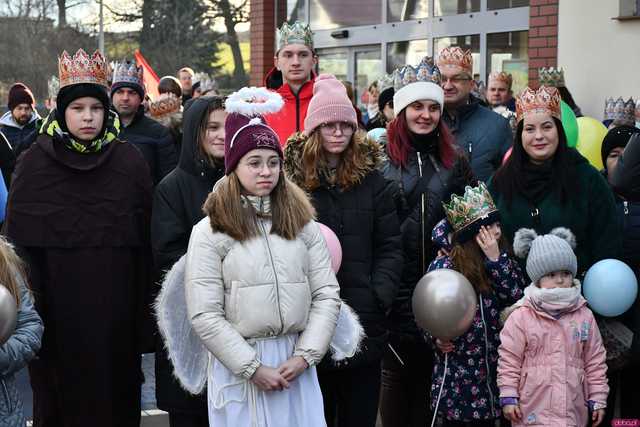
[[258, 220, 285, 334], [478, 295, 497, 417], [467, 141, 473, 155], [1, 379, 12, 413], [417, 152, 426, 273], [295, 93, 301, 132], [623, 201, 629, 230]]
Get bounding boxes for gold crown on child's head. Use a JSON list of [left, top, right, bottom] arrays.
[[58, 49, 108, 89]]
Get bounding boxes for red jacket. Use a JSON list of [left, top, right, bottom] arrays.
[[264, 68, 315, 146]]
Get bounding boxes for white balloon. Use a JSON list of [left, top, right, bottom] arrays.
[[0, 285, 17, 345]]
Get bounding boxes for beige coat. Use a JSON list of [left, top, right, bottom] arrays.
[[185, 217, 341, 380]]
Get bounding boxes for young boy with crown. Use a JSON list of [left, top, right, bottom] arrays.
[[3, 48, 153, 427]]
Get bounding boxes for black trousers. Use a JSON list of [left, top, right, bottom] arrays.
[[318, 362, 382, 427], [378, 338, 433, 427]]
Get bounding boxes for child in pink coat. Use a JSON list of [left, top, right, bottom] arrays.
[[497, 227, 609, 427]]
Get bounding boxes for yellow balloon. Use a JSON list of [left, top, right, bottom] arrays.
[[576, 117, 607, 170]]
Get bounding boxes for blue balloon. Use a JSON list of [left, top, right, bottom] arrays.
[[583, 259, 638, 317], [367, 128, 387, 144]]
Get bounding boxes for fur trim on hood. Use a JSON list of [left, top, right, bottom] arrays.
[[283, 129, 384, 191]]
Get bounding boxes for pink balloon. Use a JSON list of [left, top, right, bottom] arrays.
[[502, 147, 513, 165], [318, 223, 342, 273]]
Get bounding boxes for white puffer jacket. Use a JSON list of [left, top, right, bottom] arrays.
[[185, 214, 341, 380]]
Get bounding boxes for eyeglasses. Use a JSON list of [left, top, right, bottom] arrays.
[[320, 122, 355, 134], [243, 158, 282, 172], [441, 76, 473, 85]]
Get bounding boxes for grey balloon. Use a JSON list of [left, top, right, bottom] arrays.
[[0, 285, 17, 345], [412, 268, 477, 340]]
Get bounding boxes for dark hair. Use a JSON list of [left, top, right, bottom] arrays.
[[386, 109, 457, 169], [196, 96, 226, 165], [158, 76, 182, 98], [492, 117, 577, 205]]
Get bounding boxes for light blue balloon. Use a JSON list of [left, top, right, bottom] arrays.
[[583, 259, 638, 317], [367, 128, 387, 144]]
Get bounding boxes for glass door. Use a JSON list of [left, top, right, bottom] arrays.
[[354, 47, 382, 111]]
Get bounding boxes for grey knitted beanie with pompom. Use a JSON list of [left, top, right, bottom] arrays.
[[513, 227, 577, 283]]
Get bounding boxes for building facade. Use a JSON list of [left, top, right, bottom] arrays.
[[250, 0, 570, 112]]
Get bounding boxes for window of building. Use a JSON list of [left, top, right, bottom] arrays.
[[355, 48, 382, 109], [317, 49, 349, 80], [388, 0, 429, 22], [487, 30, 528, 95], [285, 0, 306, 23], [487, 0, 529, 10], [434, 0, 480, 16], [434, 34, 481, 77], [616, 0, 640, 18], [309, 0, 382, 30], [387, 39, 429, 73]]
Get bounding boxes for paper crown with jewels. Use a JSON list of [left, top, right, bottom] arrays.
[[277, 21, 314, 50], [47, 76, 59, 99], [538, 67, 565, 87], [111, 60, 143, 87], [608, 97, 637, 126], [443, 182, 500, 243], [436, 46, 473, 75], [193, 72, 217, 93], [148, 93, 182, 118], [488, 71, 513, 88], [393, 56, 441, 91], [378, 71, 397, 95], [58, 49, 108, 88], [516, 86, 561, 123]]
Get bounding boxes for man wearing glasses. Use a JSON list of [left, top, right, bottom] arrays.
[[437, 47, 512, 182]]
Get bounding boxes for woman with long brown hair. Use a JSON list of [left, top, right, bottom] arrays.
[[427, 183, 524, 426], [379, 57, 473, 427], [0, 236, 43, 425], [184, 87, 340, 426], [284, 74, 402, 427], [152, 95, 227, 427]]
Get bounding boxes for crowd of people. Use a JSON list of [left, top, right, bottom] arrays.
[[0, 18, 639, 427]]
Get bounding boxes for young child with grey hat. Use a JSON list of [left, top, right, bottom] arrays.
[[497, 228, 609, 427]]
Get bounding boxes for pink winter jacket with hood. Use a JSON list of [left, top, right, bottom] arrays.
[[497, 291, 608, 427]]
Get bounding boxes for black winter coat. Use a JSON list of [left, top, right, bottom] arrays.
[[382, 143, 473, 341], [284, 132, 403, 366], [120, 107, 178, 186], [151, 97, 224, 413]]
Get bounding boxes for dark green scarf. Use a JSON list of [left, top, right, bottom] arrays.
[[39, 109, 120, 154]]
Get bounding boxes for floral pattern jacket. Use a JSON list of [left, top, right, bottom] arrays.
[[427, 219, 525, 421]]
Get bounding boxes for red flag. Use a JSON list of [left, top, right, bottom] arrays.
[[134, 49, 160, 100]]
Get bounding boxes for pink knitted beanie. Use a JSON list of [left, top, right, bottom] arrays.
[[303, 74, 357, 135]]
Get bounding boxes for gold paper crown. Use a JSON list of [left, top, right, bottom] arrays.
[[58, 49, 108, 88], [516, 86, 561, 123], [149, 93, 181, 118], [488, 71, 513, 88], [538, 67, 565, 87], [436, 47, 473, 75], [112, 60, 144, 87], [277, 21, 314, 50], [443, 182, 499, 234]]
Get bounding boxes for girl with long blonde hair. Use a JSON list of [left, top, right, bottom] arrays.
[[0, 236, 43, 426]]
